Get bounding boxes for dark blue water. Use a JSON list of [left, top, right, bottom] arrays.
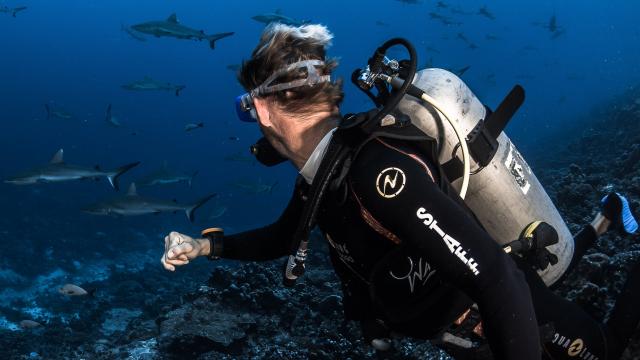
[[0, 0, 639, 354]]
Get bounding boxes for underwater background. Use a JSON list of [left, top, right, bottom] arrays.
[[0, 0, 639, 359]]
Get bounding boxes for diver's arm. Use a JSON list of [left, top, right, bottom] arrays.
[[349, 139, 540, 360], [204, 182, 305, 261]]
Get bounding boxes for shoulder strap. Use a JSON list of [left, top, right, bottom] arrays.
[[283, 128, 357, 286]]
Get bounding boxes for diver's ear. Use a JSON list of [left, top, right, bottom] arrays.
[[253, 97, 272, 127]]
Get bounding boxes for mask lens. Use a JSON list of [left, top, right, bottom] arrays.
[[235, 93, 257, 123]]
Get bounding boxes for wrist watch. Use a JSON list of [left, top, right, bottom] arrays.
[[201, 227, 224, 260]]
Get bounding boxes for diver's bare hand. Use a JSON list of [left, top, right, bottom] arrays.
[[161, 231, 207, 271]]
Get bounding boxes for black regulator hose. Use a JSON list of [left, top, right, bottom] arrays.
[[369, 38, 418, 125]]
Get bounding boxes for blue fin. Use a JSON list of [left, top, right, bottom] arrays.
[[602, 193, 638, 234]]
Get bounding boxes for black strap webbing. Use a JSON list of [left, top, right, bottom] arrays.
[[287, 130, 352, 252], [484, 85, 525, 139]]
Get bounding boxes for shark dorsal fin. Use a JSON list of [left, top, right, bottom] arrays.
[[127, 183, 138, 196], [167, 13, 179, 23], [50, 149, 64, 164]]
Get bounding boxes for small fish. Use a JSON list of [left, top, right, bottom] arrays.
[[226, 64, 241, 72], [395, 0, 421, 4], [436, 1, 448, 9], [185, 122, 204, 132], [19, 320, 42, 329], [228, 136, 240, 141], [59, 284, 93, 296], [485, 34, 500, 41], [375, 20, 389, 27]]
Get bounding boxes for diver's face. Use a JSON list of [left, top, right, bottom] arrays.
[[254, 98, 290, 158]]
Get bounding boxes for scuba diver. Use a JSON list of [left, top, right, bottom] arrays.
[[160, 23, 640, 359]]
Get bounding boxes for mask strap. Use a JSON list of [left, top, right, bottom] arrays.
[[251, 59, 331, 97]]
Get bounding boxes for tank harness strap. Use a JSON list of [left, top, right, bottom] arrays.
[[441, 85, 526, 182], [282, 121, 370, 287]]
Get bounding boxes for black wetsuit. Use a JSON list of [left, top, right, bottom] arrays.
[[218, 136, 640, 360]]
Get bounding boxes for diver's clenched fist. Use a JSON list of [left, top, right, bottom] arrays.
[[161, 231, 203, 271]]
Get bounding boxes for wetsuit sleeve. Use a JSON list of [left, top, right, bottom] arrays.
[[220, 184, 304, 261], [349, 138, 540, 360]]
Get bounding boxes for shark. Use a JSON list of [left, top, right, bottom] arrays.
[[131, 13, 234, 49], [184, 122, 204, 132], [0, 5, 26, 17], [251, 10, 307, 26], [121, 76, 186, 96], [532, 15, 565, 38], [83, 183, 215, 222], [4, 149, 139, 191], [452, 65, 471, 76], [45, 104, 73, 120], [478, 5, 495, 20], [137, 163, 198, 187]]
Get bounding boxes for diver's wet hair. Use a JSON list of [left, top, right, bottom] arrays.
[[239, 23, 344, 119]]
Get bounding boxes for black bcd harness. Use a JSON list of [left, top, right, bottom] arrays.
[[279, 83, 526, 288]]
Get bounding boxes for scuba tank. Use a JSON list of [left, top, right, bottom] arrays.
[[395, 68, 573, 285], [351, 38, 572, 285]]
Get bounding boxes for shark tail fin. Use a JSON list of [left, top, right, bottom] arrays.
[[107, 161, 141, 191], [189, 170, 199, 188], [207, 32, 234, 50], [175, 86, 186, 97], [45, 104, 51, 120], [106, 103, 112, 122], [186, 194, 216, 222]]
